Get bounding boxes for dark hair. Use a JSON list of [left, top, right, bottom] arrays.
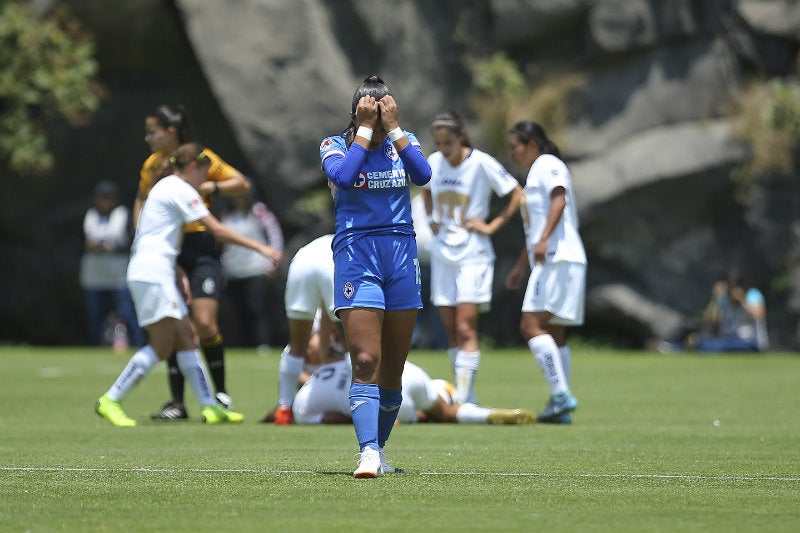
[[509, 121, 560, 158], [94, 180, 118, 199], [726, 269, 744, 290], [170, 143, 209, 170], [149, 104, 193, 144], [344, 75, 392, 144], [430, 111, 472, 148]]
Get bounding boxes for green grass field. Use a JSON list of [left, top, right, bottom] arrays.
[[1, 345, 798, 532]]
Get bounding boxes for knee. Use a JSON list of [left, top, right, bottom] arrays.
[[351, 351, 378, 382], [455, 321, 476, 345], [192, 316, 217, 337]]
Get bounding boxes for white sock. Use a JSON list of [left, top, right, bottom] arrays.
[[559, 345, 572, 381], [278, 346, 305, 407], [455, 402, 492, 424], [106, 345, 160, 401], [528, 334, 568, 395], [176, 349, 216, 407], [446, 347, 458, 370], [454, 350, 480, 404]]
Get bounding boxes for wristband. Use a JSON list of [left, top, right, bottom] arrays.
[[426, 215, 434, 225], [213, 181, 220, 195], [356, 126, 373, 141], [388, 127, 404, 142]]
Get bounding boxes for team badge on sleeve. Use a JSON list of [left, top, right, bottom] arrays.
[[385, 144, 399, 162]]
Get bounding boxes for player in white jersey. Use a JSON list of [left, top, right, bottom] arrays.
[[505, 121, 586, 424], [421, 112, 522, 405], [95, 143, 282, 427], [293, 358, 536, 428], [258, 234, 343, 425]]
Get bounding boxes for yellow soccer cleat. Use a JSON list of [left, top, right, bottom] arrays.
[[487, 408, 537, 425], [96, 394, 137, 427], [201, 404, 244, 424]]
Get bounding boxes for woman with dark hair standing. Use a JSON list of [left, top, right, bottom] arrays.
[[135, 105, 250, 419], [505, 121, 585, 424], [421, 111, 522, 405], [96, 143, 281, 427], [320, 75, 432, 477]]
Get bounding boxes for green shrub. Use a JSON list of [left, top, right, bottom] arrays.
[[0, 2, 101, 175], [467, 53, 583, 155], [731, 78, 800, 185]]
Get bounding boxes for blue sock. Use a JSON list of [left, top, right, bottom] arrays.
[[350, 382, 380, 451], [377, 387, 403, 448]]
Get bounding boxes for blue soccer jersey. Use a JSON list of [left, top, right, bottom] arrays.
[[320, 132, 431, 254]]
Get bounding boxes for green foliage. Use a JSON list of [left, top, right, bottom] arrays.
[[0, 2, 101, 175], [731, 78, 800, 186], [467, 53, 583, 156]]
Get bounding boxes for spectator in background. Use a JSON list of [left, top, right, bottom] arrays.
[[220, 187, 285, 353], [657, 271, 768, 353], [697, 272, 768, 352], [80, 180, 145, 348]]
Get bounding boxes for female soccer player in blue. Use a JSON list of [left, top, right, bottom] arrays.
[[320, 75, 432, 478]]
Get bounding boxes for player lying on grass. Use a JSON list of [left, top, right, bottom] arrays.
[[292, 357, 536, 427]]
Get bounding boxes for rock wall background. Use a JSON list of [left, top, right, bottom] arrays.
[[2, 0, 799, 349]]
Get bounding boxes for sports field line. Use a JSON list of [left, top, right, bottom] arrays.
[[2, 466, 798, 482]]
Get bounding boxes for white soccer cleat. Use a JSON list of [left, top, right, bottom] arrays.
[[354, 447, 384, 479]]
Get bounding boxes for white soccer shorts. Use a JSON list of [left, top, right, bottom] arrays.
[[430, 258, 493, 309], [128, 279, 187, 327], [521, 262, 586, 326]]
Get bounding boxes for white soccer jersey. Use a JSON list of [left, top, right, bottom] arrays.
[[292, 358, 352, 424], [292, 359, 439, 424], [425, 149, 518, 264], [127, 174, 209, 283], [521, 154, 586, 266]]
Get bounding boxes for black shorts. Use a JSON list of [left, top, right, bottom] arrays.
[[178, 232, 223, 300]]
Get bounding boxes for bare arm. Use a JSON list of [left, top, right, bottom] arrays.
[[132, 190, 146, 229], [200, 214, 283, 264], [197, 172, 250, 197], [465, 185, 523, 235], [533, 187, 566, 263]]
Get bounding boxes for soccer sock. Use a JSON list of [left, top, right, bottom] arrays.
[[166, 353, 185, 403], [377, 387, 403, 448], [106, 345, 160, 401], [559, 345, 572, 382], [176, 349, 216, 407], [454, 350, 480, 404], [201, 333, 226, 394], [349, 382, 380, 451], [528, 334, 568, 395], [455, 402, 492, 424], [278, 346, 305, 407], [447, 347, 458, 370]]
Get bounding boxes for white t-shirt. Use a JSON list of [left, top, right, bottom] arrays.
[[79, 205, 130, 289], [221, 201, 283, 279], [126, 175, 209, 283], [521, 154, 586, 266], [425, 149, 518, 264]]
